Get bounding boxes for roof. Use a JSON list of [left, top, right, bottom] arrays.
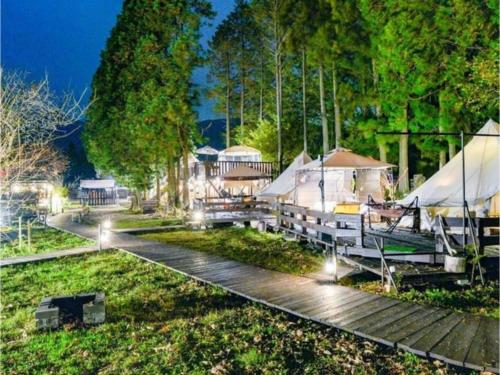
[[220, 145, 261, 155], [259, 151, 312, 197], [196, 145, 219, 155], [80, 179, 115, 189], [400, 119, 500, 207], [221, 165, 265, 180], [298, 148, 394, 170]]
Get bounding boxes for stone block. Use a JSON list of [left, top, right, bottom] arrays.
[[83, 294, 105, 325], [35, 305, 59, 330]]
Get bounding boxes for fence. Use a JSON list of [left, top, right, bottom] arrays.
[[275, 203, 364, 247]]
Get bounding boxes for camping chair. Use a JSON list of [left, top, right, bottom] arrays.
[[367, 195, 420, 234]]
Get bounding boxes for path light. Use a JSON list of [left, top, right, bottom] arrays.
[[325, 260, 336, 275], [103, 218, 112, 230], [193, 210, 204, 222]]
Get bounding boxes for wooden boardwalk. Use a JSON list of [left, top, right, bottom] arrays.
[[48, 213, 499, 373], [0, 246, 100, 267]]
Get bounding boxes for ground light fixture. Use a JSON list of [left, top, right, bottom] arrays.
[[193, 210, 204, 222], [103, 218, 112, 230], [324, 260, 336, 275]]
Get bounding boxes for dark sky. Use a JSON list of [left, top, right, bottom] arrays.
[[2, 0, 234, 121]]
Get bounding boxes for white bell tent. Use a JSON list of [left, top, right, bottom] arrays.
[[218, 145, 262, 162], [400, 119, 500, 216], [294, 148, 393, 211], [259, 151, 312, 202]]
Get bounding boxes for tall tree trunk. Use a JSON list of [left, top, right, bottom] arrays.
[[225, 58, 231, 148], [182, 147, 189, 208], [167, 157, 176, 209], [156, 173, 161, 205], [318, 64, 329, 155], [259, 51, 264, 122], [438, 90, 447, 169], [398, 103, 409, 192], [372, 58, 387, 162], [274, 47, 283, 172], [449, 143, 456, 159], [240, 69, 245, 139], [301, 48, 307, 153], [378, 144, 388, 163], [332, 61, 341, 149]]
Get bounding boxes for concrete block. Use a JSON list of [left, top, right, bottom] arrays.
[[83, 295, 105, 325], [35, 305, 59, 330]]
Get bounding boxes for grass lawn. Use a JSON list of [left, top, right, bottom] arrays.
[[141, 228, 324, 275], [113, 217, 183, 230], [340, 273, 499, 319], [0, 227, 94, 259], [1, 251, 461, 374]]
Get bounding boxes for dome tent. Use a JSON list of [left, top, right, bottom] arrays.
[[218, 145, 261, 162]]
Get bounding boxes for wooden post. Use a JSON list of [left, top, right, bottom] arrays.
[[98, 224, 102, 251], [27, 222, 32, 251], [18, 217, 22, 250], [332, 241, 338, 283]]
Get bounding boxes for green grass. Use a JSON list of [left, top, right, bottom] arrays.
[[0, 251, 460, 374], [384, 244, 417, 253], [113, 217, 183, 230], [141, 228, 324, 275], [0, 227, 93, 259], [340, 274, 499, 318]]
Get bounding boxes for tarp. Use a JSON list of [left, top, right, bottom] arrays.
[[400, 119, 500, 208], [259, 151, 312, 198], [80, 179, 115, 189]]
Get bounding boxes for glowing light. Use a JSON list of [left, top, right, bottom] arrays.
[[325, 260, 336, 274], [12, 184, 22, 193], [103, 219, 112, 230], [101, 230, 110, 241], [193, 210, 204, 222]]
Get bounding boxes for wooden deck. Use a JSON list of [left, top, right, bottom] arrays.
[[48, 213, 499, 373]]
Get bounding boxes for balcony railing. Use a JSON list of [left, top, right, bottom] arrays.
[[194, 161, 273, 179]]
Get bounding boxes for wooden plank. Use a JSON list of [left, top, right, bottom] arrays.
[[429, 314, 482, 367], [347, 302, 422, 333], [397, 313, 464, 357], [464, 316, 500, 372], [380, 307, 450, 345], [283, 288, 363, 315], [313, 294, 381, 320], [327, 298, 401, 330]]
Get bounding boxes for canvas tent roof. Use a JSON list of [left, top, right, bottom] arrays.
[[196, 145, 219, 155], [298, 148, 394, 170], [220, 145, 261, 155], [221, 165, 264, 180], [259, 151, 312, 198], [80, 179, 115, 189], [400, 119, 500, 207]]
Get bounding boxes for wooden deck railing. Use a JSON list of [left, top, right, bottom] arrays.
[[437, 216, 499, 253], [275, 203, 364, 247], [193, 161, 273, 179]]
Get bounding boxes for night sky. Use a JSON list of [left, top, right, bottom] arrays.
[[2, 0, 234, 121]]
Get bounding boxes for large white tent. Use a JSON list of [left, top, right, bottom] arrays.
[[400, 119, 500, 216], [259, 151, 312, 201], [218, 145, 262, 162], [294, 148, 393, 211]]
